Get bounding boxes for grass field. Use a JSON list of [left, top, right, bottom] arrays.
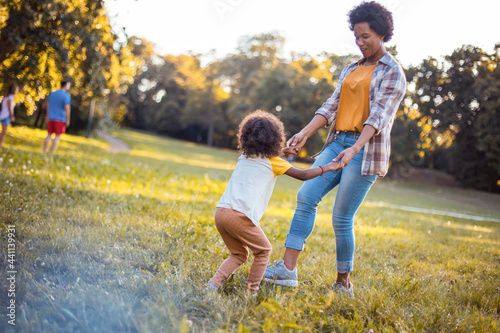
[[1, 126, 499, 333]]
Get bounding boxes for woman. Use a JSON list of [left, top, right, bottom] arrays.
[[263, 1, 406, 296], [0, 84, 19, 147]]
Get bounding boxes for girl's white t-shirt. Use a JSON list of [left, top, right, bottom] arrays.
[[0, 95, 14, 120], [217, 155, 292, 225]]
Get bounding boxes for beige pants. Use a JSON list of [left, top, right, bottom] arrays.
[[209, 207, 272, 293]]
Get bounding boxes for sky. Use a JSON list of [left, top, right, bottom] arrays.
[[105, 0, 500, 67]]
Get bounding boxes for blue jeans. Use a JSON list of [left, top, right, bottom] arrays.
[[285, 132, 378, 273]]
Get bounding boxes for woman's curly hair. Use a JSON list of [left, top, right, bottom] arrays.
[[348, 1, 394, 42], [238, 110, 285, 158]]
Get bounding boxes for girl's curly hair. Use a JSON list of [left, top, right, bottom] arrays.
[[238, 110, 285, 158], [348, 1, 394, 42]]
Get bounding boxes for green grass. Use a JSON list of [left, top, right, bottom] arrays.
[[1, 126, 499, 333]]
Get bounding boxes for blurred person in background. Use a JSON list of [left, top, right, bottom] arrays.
[[43, 80, 71, 155], [0, 83, 19, 147]]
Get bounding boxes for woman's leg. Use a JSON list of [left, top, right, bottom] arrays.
[[331, 136, 377, 287], [0, 124, 9, 146], [283, 141, 346, 269]]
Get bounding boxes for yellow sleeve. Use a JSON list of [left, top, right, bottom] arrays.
[[269, 156, 293, 177]]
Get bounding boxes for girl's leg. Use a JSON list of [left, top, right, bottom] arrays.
[[209, 208, 250, 288], [239, 221, 272, 293]]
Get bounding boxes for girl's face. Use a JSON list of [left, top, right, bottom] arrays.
[[353, 22, 386, 62], [14, 86, 19, 94]]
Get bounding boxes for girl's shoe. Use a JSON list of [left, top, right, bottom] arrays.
[[206, 282, 219, 292]]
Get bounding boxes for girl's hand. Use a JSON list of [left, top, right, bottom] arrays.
[[282, 147, 296, 155], [325, 160, 342, 172], [286, 132, 307, 154], [10, 115, 15, 122]]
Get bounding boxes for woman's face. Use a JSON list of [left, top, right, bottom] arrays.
[[353, 22, 386, 62]]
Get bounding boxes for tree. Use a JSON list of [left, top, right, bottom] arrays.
[[472, 45, 500, 192], [0, 0, 130, 132], [123, 39, 187, 134], [409, 45, 499, 192], [214, 33, 286, 132]]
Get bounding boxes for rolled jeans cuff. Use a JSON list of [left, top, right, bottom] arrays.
[[285, 234, 306, 251], [337, 261, 353, 274]]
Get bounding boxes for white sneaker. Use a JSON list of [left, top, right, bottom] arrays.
[[331, 281, 354, 298], [263, 260, 298, 287]]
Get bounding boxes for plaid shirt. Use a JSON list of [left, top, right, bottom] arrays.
[[315, 52, 407, 177]]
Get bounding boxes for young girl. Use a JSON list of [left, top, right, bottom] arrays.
[[207, 110, 340, 295], [0, 84, 19, 147]]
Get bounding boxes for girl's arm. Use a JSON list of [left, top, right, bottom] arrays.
[[285, 160, 341, 181]]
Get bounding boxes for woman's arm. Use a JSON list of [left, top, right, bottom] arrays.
[[287, 65, 356, 155], [285, 160, 341, 181], [7, 99, 15, 121], [333, 125, 376, 168], [364, 64, 406, 134], [286, 114, 328, 154]]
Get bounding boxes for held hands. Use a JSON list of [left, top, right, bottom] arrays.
[[323, 160, 342, 172], [285, 132, 307, 155], [333, 146, 359, 169], [319, 148, 357, 175], [281, 146, 296, 155]]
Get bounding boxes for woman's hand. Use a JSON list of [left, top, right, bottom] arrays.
[[10, 115, 15, 122], [286, 132, 307, 155], [333, 125, 375, 169], [281, 146, 296, 155], [285, 114, 328, 155], [333, 146, 360, 169]]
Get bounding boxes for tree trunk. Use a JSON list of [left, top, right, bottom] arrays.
[[206, 84, 214, 146], [0, 21, 30, 65], [0, 35, 16, 65]]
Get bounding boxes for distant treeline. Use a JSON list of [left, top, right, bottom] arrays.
[[1, 0, 498, 192]]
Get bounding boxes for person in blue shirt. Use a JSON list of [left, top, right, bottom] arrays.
[[43, 81, 71, 155]]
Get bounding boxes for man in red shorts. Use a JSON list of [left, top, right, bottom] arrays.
[[43, 81, 71, 155]]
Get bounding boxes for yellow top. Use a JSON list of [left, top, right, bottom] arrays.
[[335, 64, 376, 132]]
